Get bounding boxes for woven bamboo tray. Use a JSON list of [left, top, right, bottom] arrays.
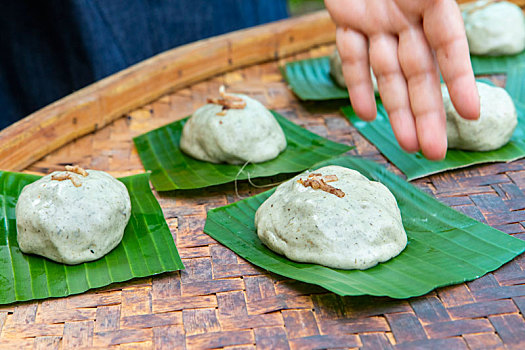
[[1, 6, 525, 349]]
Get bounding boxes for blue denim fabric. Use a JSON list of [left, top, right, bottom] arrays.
[[0, 0, 288, 129]]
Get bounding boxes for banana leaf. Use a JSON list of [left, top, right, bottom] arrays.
[[342, 75, 525, 180], [204, 156, 525, 298], [0, 172, 183, 305], [282, 56, 349, 100], [133, 111, 352, 191], [506, 65, 525, 103], [471, 51, 525, 75]]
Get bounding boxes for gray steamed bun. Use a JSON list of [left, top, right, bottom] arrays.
[[255, 166, 407, 270], [16, 168, 131, 265], [462, 1, 525, 56], [443, 82, 517, 151], [180, 88, 286, 164]]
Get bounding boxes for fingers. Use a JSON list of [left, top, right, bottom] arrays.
[[369, 34, 419, 153], [336, 27, 377, 121], [398, 27, 448, 160], [423, 0, 480, 120], [326, 0, 472, 160]]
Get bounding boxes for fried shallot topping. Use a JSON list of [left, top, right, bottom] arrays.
[[65, 165, 88, 177], [51, 165, 88, 187], [298, 173, 345, 198], [51, 173, 70, 182], [68, 175, 82, 187], [461, 0, 502, 14], [207, 85, 247, 116], [51, 173, 82, 187]]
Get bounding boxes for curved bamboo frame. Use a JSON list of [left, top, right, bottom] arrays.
[[0, 11, 335, 171]]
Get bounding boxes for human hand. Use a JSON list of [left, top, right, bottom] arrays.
[[324, 0, 480, 160]]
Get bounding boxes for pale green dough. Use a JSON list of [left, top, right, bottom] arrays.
[[180, 93, 286, 164], [329, 50, 378, 92], [462, 1, 525, 56], [255, 166, 407, 270], [16, 170, 131, 265], [443, 82, 517, 151]]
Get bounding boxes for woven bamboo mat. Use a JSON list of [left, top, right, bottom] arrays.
[[1, 44, 524, 349]]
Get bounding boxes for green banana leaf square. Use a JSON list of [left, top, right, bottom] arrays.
[[471, 51, 525, 75], [133, 111, 352, 191], [204, 156, 525, 299], [0, 172, 183, 305], [282, 56, 348, 100]]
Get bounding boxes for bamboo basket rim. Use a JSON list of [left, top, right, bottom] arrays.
[[0, 10, 335, 172]]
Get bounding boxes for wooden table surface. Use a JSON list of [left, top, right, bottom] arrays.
[[1, 8, 525, 350]]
